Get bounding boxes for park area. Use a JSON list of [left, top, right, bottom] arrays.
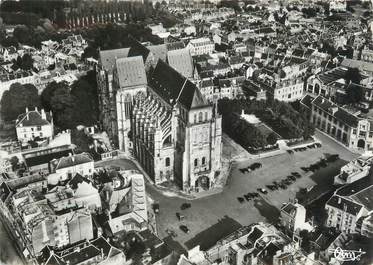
[[218, 98, 314, 154]]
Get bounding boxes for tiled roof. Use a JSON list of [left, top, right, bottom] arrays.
[[148, 44, 168, 62], [99, 48, 130, 73], [25, 148, 72, 167], [341, 58, 373, 73], [150, 60, 208, 110], [166, 41, 185, 51], [281, 203, 296, 215], [300, 94, 314, 109], [317, 67, 348, 85], [167, 48, 194, 79], [115, 56, 147, 88], [312, 96, 359, 127], [127, 36, 151, 62], [16, 109, 52, 127], [247, 227, 263, 244], [326, 195, 363, 216], [55, 153, 93, 170]]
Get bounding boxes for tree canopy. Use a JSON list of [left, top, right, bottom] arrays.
[[40, 71, 99, 129], [0, 83, 40, 121]]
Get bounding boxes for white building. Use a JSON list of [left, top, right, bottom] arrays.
[[186, 38, 215, 56], [334, 153, 373, 185], [329, 0, 347, 12], [15, 107, 54, 144], [49, 152, 94, 179]]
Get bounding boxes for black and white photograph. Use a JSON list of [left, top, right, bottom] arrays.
[[0, 0, 372, 264]]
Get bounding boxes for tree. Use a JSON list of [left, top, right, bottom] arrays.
[[0, 83, 40, 121], [344, 68, 362, 84], [49, 82, 77, 129], [41, 81, 60, 111], [346, 84, 364, 104], [9, 156, 19, 171], [12, 54, 34, 71]]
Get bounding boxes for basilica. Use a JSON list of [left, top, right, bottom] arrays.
[[97, 37, 222, 192]]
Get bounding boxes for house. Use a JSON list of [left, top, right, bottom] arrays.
[[107, 173, 148, 233], [49, 152, 94, 179], [186, 38, 215, 56], [36, 236, 127, 265], [15, 107, 54, 144], [326, 173, 373, 234], [280, 202, 314, 235], [45, 173, 102, 212], [242, 79, 267, 101]]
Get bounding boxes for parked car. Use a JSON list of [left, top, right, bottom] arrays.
[[165, 229, 177, 237], [319, 159, 327, 167], [301, 166, 309, 172], [327, 154, 339, 162], [239, 168, 248, 173], [257, 188, 268, 194], [237, 197, 245, 203], [291, 172, 301, 178], [250, 163, 262, 170], [176, 212, 185, 221], [181, 203, 191, 210], [315, 143, 322, 148], [287, 175, 296, 181], [244, 194, 251, 201], [266, 184, 277, 191], [153, 203, 160, 214], [287, 150, 294, 154], [179, 225, 190, 234]]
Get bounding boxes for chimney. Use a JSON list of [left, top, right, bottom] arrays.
[[338, 197, 342, 204], [41, 109, 46, 120], [35, 106, 38, 112], [25, 107, 29, 113]]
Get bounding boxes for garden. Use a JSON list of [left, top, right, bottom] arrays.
[[218, 98, 315, 153]]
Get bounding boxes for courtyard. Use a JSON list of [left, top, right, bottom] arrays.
[[98, 131, 360, 253]]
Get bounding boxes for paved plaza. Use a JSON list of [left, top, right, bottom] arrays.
[[98, 131, 359, 252]]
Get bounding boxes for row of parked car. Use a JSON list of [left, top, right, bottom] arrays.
[[237, 191, 261, 203], [174, 203, 192, 234], [236, 171, 303, 204], [301, 154, 339, 173], [287, 142, 322, 154], [239, 162, 262, 174]]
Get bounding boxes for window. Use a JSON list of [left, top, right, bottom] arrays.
[[39, 132, 43, 137], [198, 112, 203, 122], [202, 157, 206, 165], [37, 126, 42, 131], [194, 158, 198, 167], [205, 112, 208, 121], [194, 114, 197, 123], [165, 157, 170, 167]]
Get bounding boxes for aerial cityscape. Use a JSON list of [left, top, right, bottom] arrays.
[[0, 0, 372, 264]]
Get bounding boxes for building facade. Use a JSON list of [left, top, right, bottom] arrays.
[[132, 61, 222, 191], [15, 107, 54, 144], [309, 95, 373, 152]]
